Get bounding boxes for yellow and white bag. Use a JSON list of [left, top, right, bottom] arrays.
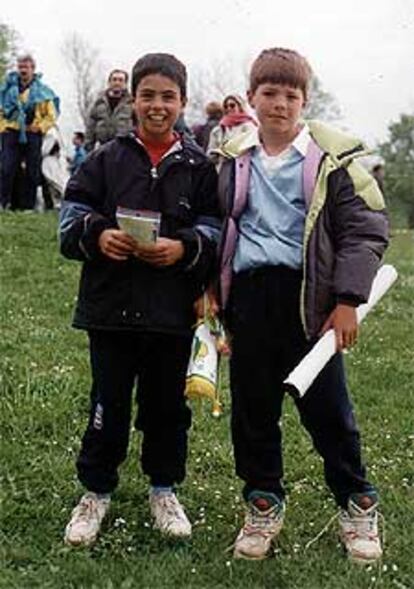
[[185, 318, 222, 416]]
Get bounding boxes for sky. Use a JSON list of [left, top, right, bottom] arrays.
[[2, 0, 414, 148]]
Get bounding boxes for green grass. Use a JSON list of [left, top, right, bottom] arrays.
[[1, 212, 413, 589]]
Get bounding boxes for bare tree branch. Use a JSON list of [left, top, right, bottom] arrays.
[[61, 32, 105, 128], [187, 57, 249, 125], [305, 76, 342, 122], [0, 22, 19, 82]]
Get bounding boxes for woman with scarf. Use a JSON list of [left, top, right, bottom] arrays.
[[207, 94, 257, 169]]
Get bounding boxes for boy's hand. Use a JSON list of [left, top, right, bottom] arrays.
[[320, 304, 358, 351], [134, 237, 184, 266], [193, 289, 220, 319], [98, 229, 137, 261]]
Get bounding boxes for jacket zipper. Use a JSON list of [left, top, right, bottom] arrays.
[[299, 152, 328, 339]]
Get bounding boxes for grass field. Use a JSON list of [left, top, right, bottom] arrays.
[[1, 212, 413, 589]]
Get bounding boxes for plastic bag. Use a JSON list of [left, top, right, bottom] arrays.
[[185, 316, 225, 417]]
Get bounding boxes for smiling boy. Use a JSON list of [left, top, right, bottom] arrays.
[[59, 53, 221, 547], [218, 48, 389, 563]]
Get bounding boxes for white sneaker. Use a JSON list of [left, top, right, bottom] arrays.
[[339, 493, 382, 564], [233, 492, 285, 560], [64, 492, 111, 547], [149, 491, 192, 538]]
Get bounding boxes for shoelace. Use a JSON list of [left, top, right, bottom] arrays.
[[74, 497, 99, 522], [156, 495, 186, 522], [224, 505, 281, 552], [304, 510, 385, 552], [247, 506, 280, 530], [342, 510, 378, 539]]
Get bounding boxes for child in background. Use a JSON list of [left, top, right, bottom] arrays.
[[59, 53, 221, 547], [70, 131, 86, 174], [218, 48, 388, 563]]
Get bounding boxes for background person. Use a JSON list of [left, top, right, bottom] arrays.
[[0, 53, 59, 210], [84, 69, 133, 152], [41, 125, 69, 209], [192, 100, 223, 152], [207, 93, 257, 166], [69, 131, 87, 174]]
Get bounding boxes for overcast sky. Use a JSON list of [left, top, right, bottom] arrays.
[[2, 0, 414, 146]]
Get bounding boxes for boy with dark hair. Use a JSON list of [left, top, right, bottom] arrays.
[[60, 52, 221, 547], [70, 131, 86, 174], [218, 47, 388, 563]]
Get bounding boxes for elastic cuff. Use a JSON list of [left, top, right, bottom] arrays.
[[176, 228, 203, 270], [79, 213, 115, 259], [336, 296, 360, 307]]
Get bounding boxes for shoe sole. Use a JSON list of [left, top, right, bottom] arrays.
[[233, 539, 276, 561], [64, 534, 98, 548], [153, 523, 192, 539], [348, 553, 382, 565], [233, 549, 272, 561]]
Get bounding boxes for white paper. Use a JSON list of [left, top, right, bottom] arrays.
[[284, 264, 398, 398], [116, 209, 161, 244]]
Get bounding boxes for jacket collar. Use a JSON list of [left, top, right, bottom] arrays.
[[119, 131, 208, 166], [217, 118, 370, 165]]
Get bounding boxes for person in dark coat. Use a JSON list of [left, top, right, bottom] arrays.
[[60, 52, 221, 548], [192, 100, 223, 152]]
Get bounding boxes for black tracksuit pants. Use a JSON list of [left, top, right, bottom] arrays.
[[77, 330, 192, 494], [227, 265, 375, 509]]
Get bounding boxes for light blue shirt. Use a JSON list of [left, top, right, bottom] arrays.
[[233, 133, 308, 273]]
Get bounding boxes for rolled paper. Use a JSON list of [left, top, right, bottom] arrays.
[[284, 264, 398, 399]]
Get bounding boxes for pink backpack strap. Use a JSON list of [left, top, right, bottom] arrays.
[[220, 151, 252, 308], [232, 151, 252, 218], [303, 138, 324, 210]]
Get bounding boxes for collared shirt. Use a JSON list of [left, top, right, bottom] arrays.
[[257, 124, 310, 175], [233, 124, 310, 273]]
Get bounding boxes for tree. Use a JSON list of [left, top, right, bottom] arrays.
[[379, 113, 414, 228], [0, 22, 19, 83], [187, 57, 249, 125], [61, 33, 105, 128], [304, 76, 341, 122]]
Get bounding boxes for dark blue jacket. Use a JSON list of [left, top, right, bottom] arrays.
[[59, 133, 221, 335]]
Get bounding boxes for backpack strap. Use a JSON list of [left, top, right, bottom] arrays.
[[303, 138, 324, 210], [220, 151, 251, 308]]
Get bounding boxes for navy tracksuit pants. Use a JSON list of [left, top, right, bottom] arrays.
[[227, 265, 375, 508], [77, 330, 192, 494]]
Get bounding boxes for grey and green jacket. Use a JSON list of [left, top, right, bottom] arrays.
[[218, 120, 389, 339], [85, 90, 133, 151]]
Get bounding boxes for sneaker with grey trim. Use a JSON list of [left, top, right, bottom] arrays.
[[339, 493, 382, 564], [149, 491, 192, 538], [64, 492, 110, 547], [233, 491, 285, 560]]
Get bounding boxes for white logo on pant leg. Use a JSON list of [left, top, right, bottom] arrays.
[[93, 403, 104, 430]]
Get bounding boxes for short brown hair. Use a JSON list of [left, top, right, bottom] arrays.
[[249, 48, 312, 100]]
